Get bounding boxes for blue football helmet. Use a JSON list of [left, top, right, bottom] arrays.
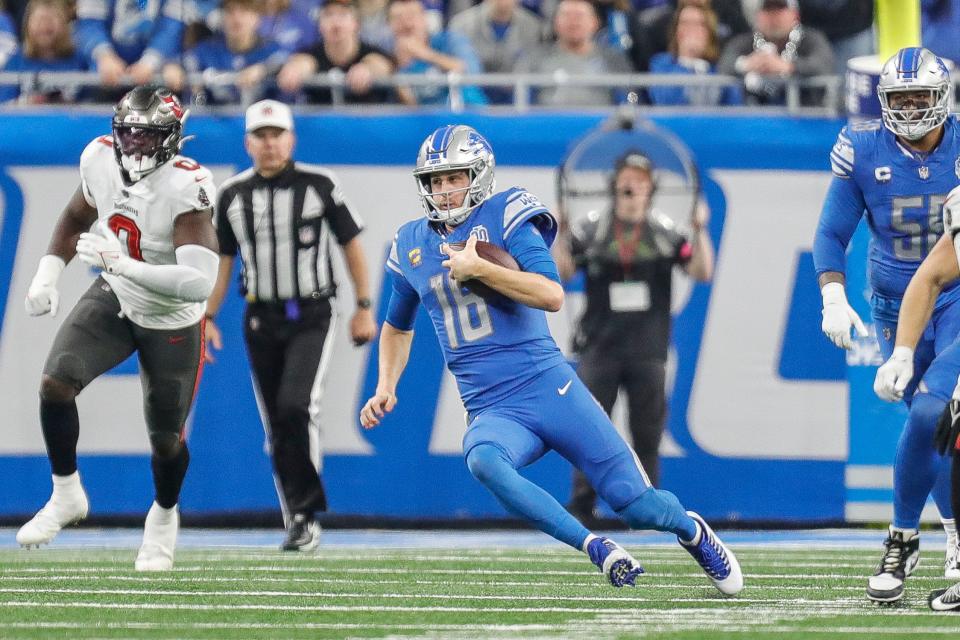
[[877, 47, 951, 141], [413, 125, 496, 226]]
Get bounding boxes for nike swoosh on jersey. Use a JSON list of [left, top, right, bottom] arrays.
[[558, 380, 572, 395]]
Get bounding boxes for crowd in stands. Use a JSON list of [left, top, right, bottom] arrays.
[[0, 0, 952, 108]]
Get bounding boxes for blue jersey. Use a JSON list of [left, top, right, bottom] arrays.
[[814, 116, 960, 306], [385, 187, 566, 411], [183, 35, 285, 105]]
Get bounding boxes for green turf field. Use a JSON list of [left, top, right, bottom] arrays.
[[0, 544, 957, 639]]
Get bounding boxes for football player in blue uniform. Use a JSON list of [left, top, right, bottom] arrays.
[[872, 184, 960, 612], [813, 46, 960, 603], [360, 124, 743, 594]]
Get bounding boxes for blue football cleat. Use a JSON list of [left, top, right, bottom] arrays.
[[679, 511, 743, 596], [588, 537, 644, 587]]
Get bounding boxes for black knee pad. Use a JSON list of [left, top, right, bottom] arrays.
[[149, 432, 183, 460], [147, 379, 182, 410], [39, 374, 78, 404]]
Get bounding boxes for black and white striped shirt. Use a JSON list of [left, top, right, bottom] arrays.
[[216, 162, 363, 302]]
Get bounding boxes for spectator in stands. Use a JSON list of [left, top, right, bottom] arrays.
[[648, 2, 741, 105], [718, 0, 833, 106], [259, 0, 319, 54], [163, 0, 285, 105], [448, 0, 545, 103], [277, 0, 394, 104], [0, 0, 87, 103], [449, 0, 558, 22], [800, 0, 873, 77], [75, 0, 187, 90], [630, 0, 750, 72], [357, 0, 392, 49], [387, 0, 487, 106], [922, 0, 960, 66], [520, 0, 632, 106], [0, 0, 16, 70]]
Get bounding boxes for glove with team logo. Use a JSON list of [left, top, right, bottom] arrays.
[[935, 379, 960, 456], [821, 282, 868, 349], [24, 255, 65, 317], [874, 346, 914, 402], [76, 220, 129, 276]]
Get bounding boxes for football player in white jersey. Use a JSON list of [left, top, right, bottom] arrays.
[[17, 86, 220, 571]]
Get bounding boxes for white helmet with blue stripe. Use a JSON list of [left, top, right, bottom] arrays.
[[877, 46, 951, 141], [414, 125, 496, 226]]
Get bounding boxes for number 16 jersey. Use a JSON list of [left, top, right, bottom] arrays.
[[79, 136, 216, 330], [814, 116, 960, 308], [385, 187, 567, 412]]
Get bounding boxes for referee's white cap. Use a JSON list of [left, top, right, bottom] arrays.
[[245, 100, 294, 133]]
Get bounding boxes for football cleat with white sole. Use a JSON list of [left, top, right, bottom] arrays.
[[679, 511, 744, 596], [135, 502, 179, 571], [587, 537, 644, 587], [867, 526, 920, 603], [17, 473, 90, 548], [929, 582, 960, 611], [945, 535, 960, 579]]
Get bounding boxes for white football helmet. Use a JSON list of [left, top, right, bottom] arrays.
[[877, 47, 951, 141], [413, 125, 496, 226]]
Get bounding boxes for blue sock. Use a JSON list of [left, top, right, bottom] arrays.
[[893, 393, 952, 528], [466, 443, 591, 550], [617, 487, 698, 540]]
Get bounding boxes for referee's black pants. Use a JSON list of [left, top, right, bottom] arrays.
[[244, 298, 332, 521], [570, 344, 667, 514]]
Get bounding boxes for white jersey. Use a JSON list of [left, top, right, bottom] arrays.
[[79, 135, 217, 330]]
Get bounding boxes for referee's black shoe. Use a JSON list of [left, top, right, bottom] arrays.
[[281, 513, 320, 552]]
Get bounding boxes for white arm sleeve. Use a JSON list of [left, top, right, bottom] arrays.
[[120, 245, 220, 303]]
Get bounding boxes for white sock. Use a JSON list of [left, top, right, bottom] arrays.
[[51, 471, 81, 493], [148, 502, 178, 522], [581, 533, 599, 553], [942, 517, 957, 542], [891, 525, 919, 538]]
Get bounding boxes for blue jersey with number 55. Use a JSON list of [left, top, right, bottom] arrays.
[[813, 116, 960, 308], [385, 187, 567, 411]]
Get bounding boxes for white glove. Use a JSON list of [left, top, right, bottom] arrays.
[[821, 282, 868, 349], [874, 346, 914, 402], [76, 220, 129, 276], [24, 255, 65, 317]]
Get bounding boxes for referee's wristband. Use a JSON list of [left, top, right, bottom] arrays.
[[356, 297, 372, 310]]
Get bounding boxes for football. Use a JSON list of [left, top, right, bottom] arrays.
[[447, 240, 519, 298]]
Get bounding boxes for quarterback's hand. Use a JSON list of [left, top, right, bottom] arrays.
[[874, 347, 914, 402], [821, 282, 868, 349], [441, 236, 485, 282], [360, 389, 397, 429], [77, 220, 129, 276], [935, 394, 960, 456], [350, 308, 377, 346]]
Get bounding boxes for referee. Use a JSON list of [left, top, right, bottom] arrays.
[[205, 100, 377, 551]]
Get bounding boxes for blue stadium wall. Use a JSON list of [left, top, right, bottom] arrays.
[[0, 111, 903, 523]]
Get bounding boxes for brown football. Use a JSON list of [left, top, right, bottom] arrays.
[[447, 240, 519, 298]]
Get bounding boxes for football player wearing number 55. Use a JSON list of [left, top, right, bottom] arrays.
[[813, 46, 960, 604], [360, 124, 741, 595], [18, 85, 219, 572]]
